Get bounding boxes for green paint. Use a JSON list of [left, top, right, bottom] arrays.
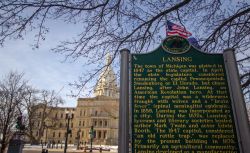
[[162, 36, 190, 54]]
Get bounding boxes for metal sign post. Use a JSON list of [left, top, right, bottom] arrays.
[[119, 49, 130, 153], [223, 48, 250, 153]]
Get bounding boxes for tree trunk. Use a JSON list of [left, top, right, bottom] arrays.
[[1, 126, 8, 153], [0, 142, 7, 153]]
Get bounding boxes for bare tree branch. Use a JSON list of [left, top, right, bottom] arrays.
[[0, 0, 249, 98]]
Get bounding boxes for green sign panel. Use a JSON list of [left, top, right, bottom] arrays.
[[131, 36, 239, 152]]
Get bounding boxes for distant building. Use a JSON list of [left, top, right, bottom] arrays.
[[32, 55, 119, 145], [32, 106, 76, 145]]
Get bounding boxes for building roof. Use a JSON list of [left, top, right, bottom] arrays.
[[93, 54, 119, 98]]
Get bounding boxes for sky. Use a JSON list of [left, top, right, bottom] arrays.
[[0, 21, 91, 107], [0, 2, 249, 107]]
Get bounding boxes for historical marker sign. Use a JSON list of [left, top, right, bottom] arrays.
[[131, 36, 239, 152]]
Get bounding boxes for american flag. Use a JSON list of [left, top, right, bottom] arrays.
[[166, 20, 192, 38]]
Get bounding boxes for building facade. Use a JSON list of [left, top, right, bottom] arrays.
[[75, 96, 118, 145], [32, 55, 119, 145]]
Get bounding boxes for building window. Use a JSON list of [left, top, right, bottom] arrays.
[[71, 123, 73, 128], [53, 132, 55, 137], [61, 113, 63, 118], [82, 131, 84, 137], [36, 131, 39, 136], [59, 132, 61, 138], [65, 114, 68, 119], [55, 113, 58, 119], [94, 121, 97, 126], [104, 131, 107, 139], [80, 110, 82, 116], [84, 110, 86, 116], [98, 131, 102, 139], [104, 121, 108, 127], [93, 131, 96, 138], [95, 111, 98, 116], [83, 121, 85, 127], [79, 121, 81, 126], [60, 123, 62, 128], [39, 112, 41, 117], [99, 121, 102, 127], [70, 134, 72, 138], [71, 114, 74, 119]]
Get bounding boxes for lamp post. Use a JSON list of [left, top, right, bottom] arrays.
[[45, 125, 48, 146], [77, 128, 81, 150], [89, 126, 94, 152], [64, 111, 73, 153]]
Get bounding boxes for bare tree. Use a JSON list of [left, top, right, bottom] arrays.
[[0, 71, 28, 153], [19, 86, 39, 144], [0, 0, 249, 93], [28, 90, 63, 144], [0, 71, 64, 149]]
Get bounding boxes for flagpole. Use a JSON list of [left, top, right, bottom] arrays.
[[164, 15, 168, 36]]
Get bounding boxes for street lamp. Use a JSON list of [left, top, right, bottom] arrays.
[[44, 124, 48, 146], [89, 126, 94, 152], [77, 128, 81, 150], [64, 111, 73, 153]]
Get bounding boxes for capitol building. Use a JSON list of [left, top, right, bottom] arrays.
[[32, 55, 119, 145]]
